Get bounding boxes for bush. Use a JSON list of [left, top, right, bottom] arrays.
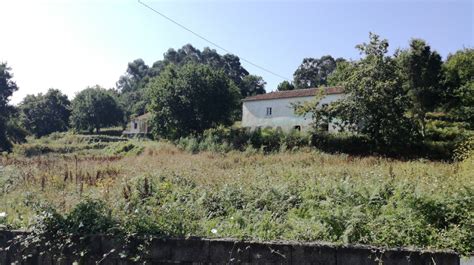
[[176, 126, 311, 154], [311, 132, 372, 155], [13, 142, 108, 157], [425, 119, 472, 142], [19, 200, 119, 263]]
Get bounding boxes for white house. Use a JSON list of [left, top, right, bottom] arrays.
[[241, 87, 345, 133], [122, 113, 151, 137]]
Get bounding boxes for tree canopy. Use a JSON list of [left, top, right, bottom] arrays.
[[443, 48, 474, 127], [0, 63, 18, 151], [19, 89, 71, 137], [396, 39, 443, 135], [327, 60, 353, 87], [277, 81, 295, 91], [293, 56, 341, 89], [115, 45, 266, 118], [147, 63, 240, 139], [297, 33, 420, 148], [70, 86, 124, 133]]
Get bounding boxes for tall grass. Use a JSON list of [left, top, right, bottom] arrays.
[[0, 134, 472, 255]]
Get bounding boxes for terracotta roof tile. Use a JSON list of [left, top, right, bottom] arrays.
[[242, 87, 344, 102]]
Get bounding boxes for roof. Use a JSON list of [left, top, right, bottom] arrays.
[[133, 112, 152, 121], [242, 87, 344, 102]]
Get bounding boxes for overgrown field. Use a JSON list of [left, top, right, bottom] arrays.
[[0, 133, 473, 255]]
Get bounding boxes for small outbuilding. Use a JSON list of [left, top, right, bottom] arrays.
[[122, 113, 151, 137], [241, 87, 345, 133]]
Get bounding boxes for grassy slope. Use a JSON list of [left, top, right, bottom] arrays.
[[0, 133, 472, 254]]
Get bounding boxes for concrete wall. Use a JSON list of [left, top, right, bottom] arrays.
[[0, 230, 460, 265], [242, 94, 344, 133]]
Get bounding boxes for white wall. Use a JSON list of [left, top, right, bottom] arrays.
[[123, 119, 148, 134], [242, 94, 344, 133], [461, 256, 474, 265]]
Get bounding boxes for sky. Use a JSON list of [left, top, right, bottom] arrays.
[[0, 0, 472, 104]]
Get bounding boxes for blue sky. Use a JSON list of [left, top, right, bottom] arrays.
[[0, 0, 472, 104]]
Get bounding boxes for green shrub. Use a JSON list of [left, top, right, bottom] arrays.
[[311, 132, 372, 155], [176, 126, 311, 154], [105, 142, 144, 156]]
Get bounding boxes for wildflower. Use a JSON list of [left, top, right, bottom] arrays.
[[0, 212, 6, 218], [211, 228, 217, 234]]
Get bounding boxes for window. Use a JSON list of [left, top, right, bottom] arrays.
[[134, 122, 138, 129], [266, 107, 272, 116], [294, 125, 301, 131]]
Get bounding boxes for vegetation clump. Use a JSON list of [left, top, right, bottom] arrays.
[[1, 133, 472, 257]]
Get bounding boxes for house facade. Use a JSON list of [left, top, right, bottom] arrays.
[[241, 87, 345, 133], [122, 113, 151, 137]]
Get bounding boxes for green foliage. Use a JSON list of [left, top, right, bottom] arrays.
[[327, 60, 354, 87], [19, 88, 71, 137], [443, 48, 474, 128], [311, 132, 372, 155], [240, 74, 266, 97], [70, 86, 124, 133], [148, 63, 240, 139], [5, 113, 28, 144], [178, 125, 460, 159], [293, 55, 340, 88], [2, 131, 473, 256], [15, 170, 474, 256], [115, 45, 266, 117], [19, 200, 119, 263], [396, 39, 444, 135], [105, 142, 144, 156], [276, 80, 295, 91], [116, 59, 151, 117], [161, 45, 264, 98], [291, 35, 472, 157], [12, 133, 127, 157], [300, 33, 421, 148], [177, 125, 310, 153], [0, 63, 18, 152]]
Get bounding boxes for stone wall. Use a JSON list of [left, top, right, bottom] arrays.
[[0, 230, 460, 265]]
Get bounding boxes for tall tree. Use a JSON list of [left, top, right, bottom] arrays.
[[396, 39, 443, 135], [116, 45, 266, 117], [147, 63, 240, 139], [0, 63, 18, 151], [158, 45, 262, 98], [277, 81, 295, 91], [240, 75, 266, 97], [327, 60, 353, 86], [19, 89, 71, 137], [5, 107, 28, 145], [116, 59, 150, 93], [116, 59, 151, 117], [70, 86, 124, 133], [300, 33, 420, 148], [293, 55, 337, 88], [338, 33, 420, 146], [443, 48, 474, 128]]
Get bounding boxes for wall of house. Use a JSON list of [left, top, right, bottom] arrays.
[[124, 119, 148, 135], [242, 94, 344, 133]]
